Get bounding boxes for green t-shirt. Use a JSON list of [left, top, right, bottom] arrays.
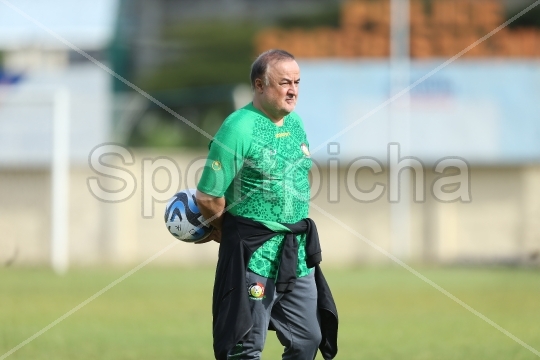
[[197, 103, 313, 279]]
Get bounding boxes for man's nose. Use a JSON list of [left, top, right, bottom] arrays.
[[289, 84, 298, 95]]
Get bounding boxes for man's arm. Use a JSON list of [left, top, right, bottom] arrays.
[[195, 190, 225, 243]]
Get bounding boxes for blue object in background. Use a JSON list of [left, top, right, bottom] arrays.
[[0, 70, 23, 85]]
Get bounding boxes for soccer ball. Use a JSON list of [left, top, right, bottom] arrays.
[[164, 189, 213, 243]]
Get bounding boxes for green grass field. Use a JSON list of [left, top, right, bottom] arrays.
[[1, 266, 540, 360]]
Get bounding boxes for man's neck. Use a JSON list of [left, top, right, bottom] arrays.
[[252, 98, 284, 125]]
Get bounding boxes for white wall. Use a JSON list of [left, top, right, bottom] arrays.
[[1, 151, 539, 268]]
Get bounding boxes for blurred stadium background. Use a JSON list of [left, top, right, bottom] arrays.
[[1, 0, 540, 359]]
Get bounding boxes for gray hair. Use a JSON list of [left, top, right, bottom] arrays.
[[250, 49, 295, 89]]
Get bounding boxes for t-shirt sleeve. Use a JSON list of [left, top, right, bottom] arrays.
[[197, 118, 251, 197]]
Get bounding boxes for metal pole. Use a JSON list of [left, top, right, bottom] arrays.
[[51, 88, 70, 274], [390, 0, 411, 260]]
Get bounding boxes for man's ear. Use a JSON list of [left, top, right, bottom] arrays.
[[254, 78, 264, 93]]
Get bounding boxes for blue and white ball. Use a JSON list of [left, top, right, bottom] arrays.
[[164, 189, 212, 242]]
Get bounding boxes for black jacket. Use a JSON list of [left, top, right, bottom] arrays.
[[212, 212, 338, 360]]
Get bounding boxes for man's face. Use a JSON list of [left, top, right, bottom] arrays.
[[260, 59, 300, 117]]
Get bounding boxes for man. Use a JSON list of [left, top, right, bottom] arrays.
[[196, 49, 337, 360]]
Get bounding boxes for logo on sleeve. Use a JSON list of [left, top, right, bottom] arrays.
[[211, 160, 222, 170], [248, 282, 265, 300], [300, 143, 310, 157]]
